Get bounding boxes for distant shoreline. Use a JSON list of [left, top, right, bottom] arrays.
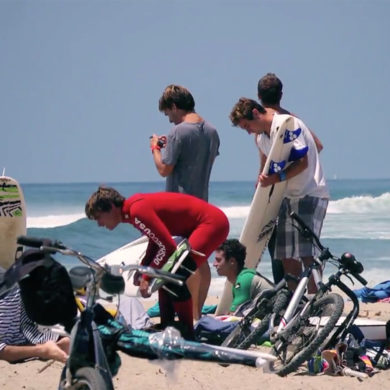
[[19, 178, 390, 186]]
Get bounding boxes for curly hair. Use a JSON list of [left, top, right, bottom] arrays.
[[229, 97, 265, 126], [217, 239, 247, 271], [85, 186, 125, 219]]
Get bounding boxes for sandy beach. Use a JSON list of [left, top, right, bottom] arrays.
[[1, 298, 390, 390]]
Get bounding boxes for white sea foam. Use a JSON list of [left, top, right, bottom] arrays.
[[27, 213, 85, 228], [220, 205, 250, 219], [26, 193, 390, 237], [327, 192, 390, 214]]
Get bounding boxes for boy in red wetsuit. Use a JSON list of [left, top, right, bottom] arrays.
[[85, 186, 229, 338]]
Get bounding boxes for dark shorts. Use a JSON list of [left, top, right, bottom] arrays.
[[274, 196, 328, 260]]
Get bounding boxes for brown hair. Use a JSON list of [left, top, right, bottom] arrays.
[[257, 73, 283, 105], [158, 84, 195, 112], [217, 239, 247, 272], [85, 186, 125, 219], [229, 97, 265, 126]]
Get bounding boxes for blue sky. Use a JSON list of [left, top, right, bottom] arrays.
[[1, 0, 389, 183]]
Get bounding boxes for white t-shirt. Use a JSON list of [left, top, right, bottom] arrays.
[[256, 114, 329, 199]]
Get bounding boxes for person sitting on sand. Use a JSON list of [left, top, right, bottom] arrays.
[[0, 284, 69, 363], [213, 239, 273, 315], [85, 186, 229, 339]]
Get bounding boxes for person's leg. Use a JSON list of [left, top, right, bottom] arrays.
[[173, 298, 194, 339], [278, 196, 328, 293], [302, 256, 320, 294], [282, 257, 318, 293], [268, 227, 285, 284], [186, 270, 200, 320], [186, 261, 211, 320], [282, 258, 302, 291], [187, 210, 229, 320], [158, 289, 175, 326]]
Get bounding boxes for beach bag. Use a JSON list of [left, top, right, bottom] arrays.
[[194, 316, 238, 345], [17, 248, 77, 328]]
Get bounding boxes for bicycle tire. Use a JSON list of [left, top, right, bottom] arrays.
[[221, 321, 251, 348], [238, 288, 291, 350], [272, 292, 344, 376], [72, 367, 111, 390], [221, 295, 270, 349]]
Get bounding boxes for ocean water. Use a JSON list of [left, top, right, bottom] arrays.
[[24, 179, 390, 295]]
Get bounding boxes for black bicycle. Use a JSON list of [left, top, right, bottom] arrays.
[[0, 235, 276, 389]]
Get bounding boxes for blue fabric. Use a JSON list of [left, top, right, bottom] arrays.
[[288, 146, 308, 162], [268, 160, 286, 175], [283, 128, 302, 143], [194, 316, 238, 345], [353, 280, 390, 302]]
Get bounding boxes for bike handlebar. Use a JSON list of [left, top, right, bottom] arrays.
[[17, 235, 66, 251], [351, 271, 367, 286], [17, 235, 185, 287]]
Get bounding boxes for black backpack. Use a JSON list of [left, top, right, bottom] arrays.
[[12, 248, 77, 330]]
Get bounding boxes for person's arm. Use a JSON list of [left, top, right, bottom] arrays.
[[150, 134, 174, 177], [257, 150, 267, 186], [254, 135, 267, 187], [286, 112, 323, 153], [0, 339, 69, 363], [259, 154, 308, 187], [309, 130, 323, 153]]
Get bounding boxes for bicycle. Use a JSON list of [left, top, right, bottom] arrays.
[[221, 279, 290, 350], [223, 211, 367, 376], [269, 211, 367, 376], [1, 235, 276, 389]]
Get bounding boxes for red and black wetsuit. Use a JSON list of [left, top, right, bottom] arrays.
[[122, 192, 229, 336]]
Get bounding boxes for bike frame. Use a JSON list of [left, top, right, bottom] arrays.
[[276, 261, 323, 334]]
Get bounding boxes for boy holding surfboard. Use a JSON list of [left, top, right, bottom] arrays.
[[229, 98, 329, 293], [256, 73, 324, 284]]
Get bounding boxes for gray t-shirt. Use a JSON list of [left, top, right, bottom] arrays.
[[162, 120, 220, 201]]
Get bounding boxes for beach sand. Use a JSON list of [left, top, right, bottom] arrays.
[[1, 299, 390, 390]]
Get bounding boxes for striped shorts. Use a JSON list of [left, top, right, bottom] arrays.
[[274, 196, 328, 260]]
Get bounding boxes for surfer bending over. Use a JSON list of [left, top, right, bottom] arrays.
[[213, 239, 273, 315], [85, 186, 229, 339], [229, 98, 329, 293]]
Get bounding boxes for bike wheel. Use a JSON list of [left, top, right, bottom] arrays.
[[221, 321, 251, 348], [72, 367, 111, 390], [239, 288, 291, 350], [272, 292, 344, 376]]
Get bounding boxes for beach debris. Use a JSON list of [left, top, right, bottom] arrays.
[[37, 359, 54, 373]]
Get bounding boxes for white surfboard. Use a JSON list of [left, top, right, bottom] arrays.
[[216, 115, 297, 315], [0, 175, 27, 270], [312, 316, 387, 341], [97, 236, 149, 296]]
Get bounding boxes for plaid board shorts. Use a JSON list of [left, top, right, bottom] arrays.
[[274, 196, 328, 260]]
